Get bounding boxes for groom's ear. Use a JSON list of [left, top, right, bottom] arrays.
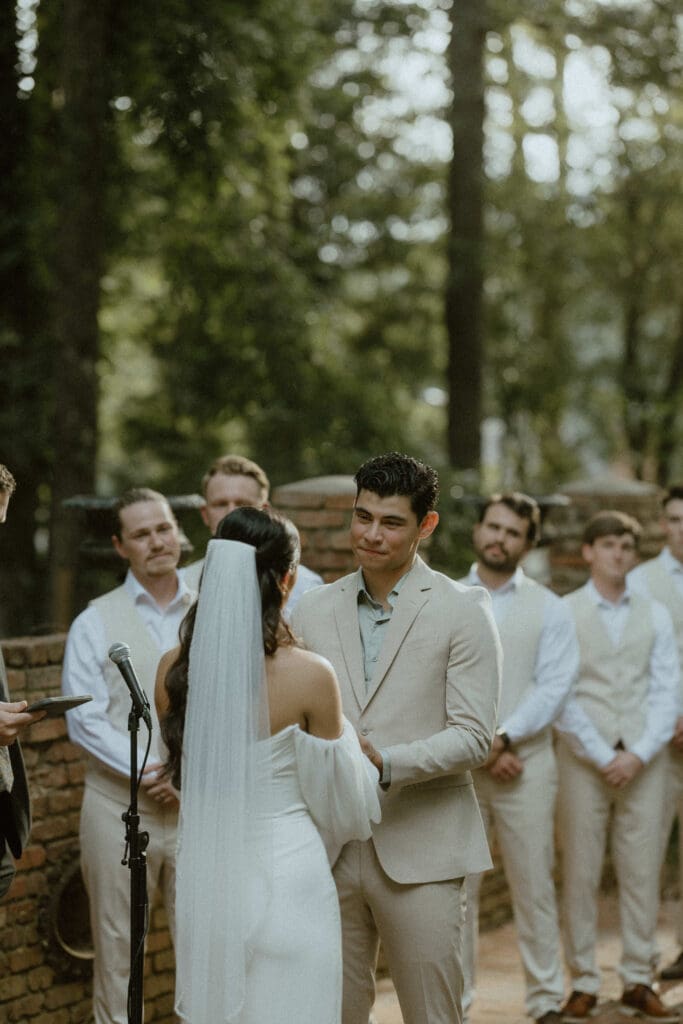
[[418, 511, 439, 540]]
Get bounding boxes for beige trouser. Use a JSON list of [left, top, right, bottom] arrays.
[[659, 748, 683, 945], [333, 838, 463, 1024], [557, 739, 667, 992], [463, 743, 564, 1020], [80, 783, 178, 1024]]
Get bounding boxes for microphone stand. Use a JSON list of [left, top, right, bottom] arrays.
[[121, 703, 149, 1024]]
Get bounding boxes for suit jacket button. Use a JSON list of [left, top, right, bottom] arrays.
[[360, 727, 369, 736]]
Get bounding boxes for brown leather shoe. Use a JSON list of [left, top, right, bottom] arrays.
[[620, 983, 679, 1021], [562, 990, 599, 1021], [661, 951, 683, 981]]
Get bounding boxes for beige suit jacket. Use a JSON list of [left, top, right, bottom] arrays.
[[292, 556, 502, 884]]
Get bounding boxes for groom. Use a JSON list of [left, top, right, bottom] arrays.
[[292, 452, 501, 1024]]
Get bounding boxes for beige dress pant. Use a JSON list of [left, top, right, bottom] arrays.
[[659, 749, 683, 945], [334, 839, 463, 1024], [557, 739, 666, 992], [80, 783, 178, 1024], [463, 744, 564, 1020]]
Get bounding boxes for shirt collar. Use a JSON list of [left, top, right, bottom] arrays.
[[124, 568, 193, 611], [467, 563, 525, 595], [662, 547, 683, 574], [585, 578, 631, 610], [356, 563, 414, 606]]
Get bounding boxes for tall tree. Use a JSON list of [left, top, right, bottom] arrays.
[[445, 1, 487, 472]]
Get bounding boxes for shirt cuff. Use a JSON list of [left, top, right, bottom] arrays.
[[378, 749, 391, 790]]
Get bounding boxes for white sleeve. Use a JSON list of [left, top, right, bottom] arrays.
[[630, 601, 680, 763], [294, 718, 381, 865], [61, 606, 134, 777], [503, 597, 579, 742], [555, 697, 617, 768]]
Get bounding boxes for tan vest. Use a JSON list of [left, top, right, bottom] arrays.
[[566, 587, 655, 748], [640, 555, 683, 694], [86, 585, 168, 804], [496, 576, 548, 755]]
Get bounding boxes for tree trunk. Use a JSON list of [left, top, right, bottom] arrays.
[[445, 1, 486, 471], [48, 0, 110, 628]]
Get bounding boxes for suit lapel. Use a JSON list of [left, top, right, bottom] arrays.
[[334, 576, 367, 711], [364, 558, 432, 708]]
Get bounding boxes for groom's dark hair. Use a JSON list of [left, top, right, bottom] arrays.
[[354, 452, 439, 523]]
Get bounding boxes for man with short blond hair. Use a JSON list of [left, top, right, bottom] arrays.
[[63, 487, 195, 1023], [185, 453, 322, 609], [557, 511, 679, 1022]]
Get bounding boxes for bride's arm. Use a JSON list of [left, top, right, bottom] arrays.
[[300, 652, 344, 740]]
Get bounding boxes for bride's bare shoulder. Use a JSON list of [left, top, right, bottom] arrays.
[[276, 645, 338, 689]]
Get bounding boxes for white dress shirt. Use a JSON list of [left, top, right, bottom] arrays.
[[62, 570, 195, 776], [556, 580, 679, 768], [629, 546, 683, 600], [464, 565, 578, 744]]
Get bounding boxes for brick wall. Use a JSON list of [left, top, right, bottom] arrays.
[[0, 636, 176, 1024]]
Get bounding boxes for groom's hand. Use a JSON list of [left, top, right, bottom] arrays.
[[358, 733, 383, 776]]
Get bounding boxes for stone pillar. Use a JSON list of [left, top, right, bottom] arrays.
[[272, 475, 357, 581]]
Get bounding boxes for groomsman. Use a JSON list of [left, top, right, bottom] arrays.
[[184, 452, 321, 611], [461, 492, 578, 1024], [629, 484, 683, 980], [557, 511, 679, 1022], [63, 488, 193, 1023]]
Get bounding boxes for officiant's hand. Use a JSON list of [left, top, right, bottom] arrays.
[[358, 734, 383, 776], [141, 762, 180, 807]]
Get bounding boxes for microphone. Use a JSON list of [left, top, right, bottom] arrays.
[[108, 642, 152, 727]]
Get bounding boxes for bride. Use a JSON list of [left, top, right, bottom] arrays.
[[155, 506, 380, 1024]]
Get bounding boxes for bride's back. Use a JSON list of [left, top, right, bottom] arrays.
[[266, 644, 343, 741]]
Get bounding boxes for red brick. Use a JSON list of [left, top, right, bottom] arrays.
[[288, 509, 347, 528], [28, 964, 54, 991], [30, 813, 77, 842], [8, 945, 43, 971], [152, 948, 176, 972], [67, 762, 86, 785], [16, 845, 47, 870], [143, 971, 174, 998], [7, 992, 45, 1019], [1, 972, 28, 999], [43, 981, 85, 1009], [29, 715, 68, 743]]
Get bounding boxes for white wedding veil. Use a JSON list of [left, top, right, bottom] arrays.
[[174, 538, 272, 1024]]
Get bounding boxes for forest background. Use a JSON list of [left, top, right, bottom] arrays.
[[1, 0, 681, 634]]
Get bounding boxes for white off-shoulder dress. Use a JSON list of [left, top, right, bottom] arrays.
[[237, 719, 380, 1024]]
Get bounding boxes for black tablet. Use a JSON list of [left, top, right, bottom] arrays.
[[26, 695, 93, 717]]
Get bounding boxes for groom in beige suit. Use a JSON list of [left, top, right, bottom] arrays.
[[292, 452, 502, 1024]]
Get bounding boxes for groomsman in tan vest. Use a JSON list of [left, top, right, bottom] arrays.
[[556, 511, 680, 1022], [183, 452, 322, 611], [629, 484, 683, 980], [62, 488, 195, 1024], [461, 493, 578, 1024]]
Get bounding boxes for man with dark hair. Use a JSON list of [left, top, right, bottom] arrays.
[[292, 452, 502, 1024], [62, 488, 195, 1024], [184, 452, 322, 610], [556, 511, 679, 1022], [1, 464, 45, 898], [461, 493, 578, 1024]]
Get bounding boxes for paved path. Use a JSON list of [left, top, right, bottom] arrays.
[[372, 896, 683, 1023]]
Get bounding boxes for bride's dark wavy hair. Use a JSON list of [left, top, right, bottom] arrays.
[[161, 506, 301, 788]]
